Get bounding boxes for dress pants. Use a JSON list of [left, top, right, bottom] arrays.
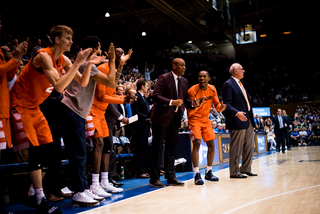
[[276, 128, 286, 152], [132, 128, 149, 175], [229, 120, 254, 176], [150, 111, 180, 182]]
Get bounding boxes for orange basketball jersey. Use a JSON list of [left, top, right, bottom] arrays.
[[187, 84, 222, 125], [10, 47, 65, 113]]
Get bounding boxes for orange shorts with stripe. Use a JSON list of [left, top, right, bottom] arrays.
[[0, 118, 12, 150], [11, 108, 53, 152], [86, 108, 109, 139], [188, 120, 216, 142]]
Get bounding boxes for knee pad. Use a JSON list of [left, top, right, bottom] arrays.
[[102, 137, 113, 154], [28, 146, 43, 171]]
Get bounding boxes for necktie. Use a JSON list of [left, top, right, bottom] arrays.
[[238, 81, 251, 111], [279, 116, 284, 129], [177, 77, 185, 112], [143, 96, 150, 113]]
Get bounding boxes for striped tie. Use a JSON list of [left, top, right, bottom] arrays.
[[238, 81, 251, 111]]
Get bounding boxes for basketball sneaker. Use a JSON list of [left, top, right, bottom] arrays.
[[194, 172, 204, 185], [101, 182, 124, 193], [71, 191, 100, 207], [36, 197, 62, 214], [90, 184, 112, 198], [205, 169, 219, 181]]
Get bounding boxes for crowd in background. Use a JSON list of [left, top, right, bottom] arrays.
[[0, 20, 319, 213]]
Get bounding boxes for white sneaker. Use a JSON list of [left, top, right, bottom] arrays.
[[72, 192, 100, 207], [84, 189, 105, 202], [90, 184, 112, 198], [101, 182, 123, 193]]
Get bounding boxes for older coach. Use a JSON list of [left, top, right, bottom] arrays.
[[222, 63, 257, 178]]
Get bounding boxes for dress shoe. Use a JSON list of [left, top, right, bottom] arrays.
[[240, 172, 257, 176], [205, 169, 219, 181], [230, 174, 247, 178], [167, 177, 184, 186], [149, 180, 165, 188], [47, 194, 64, 202], [140, 173, 150, 178], [109, 178, 124, 187]]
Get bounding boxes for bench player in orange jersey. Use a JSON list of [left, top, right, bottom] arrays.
[[0, 41, 27, 151], [86, 47, 133, 197], [10, 25, 106, 213], [187, 71, 226, 185]]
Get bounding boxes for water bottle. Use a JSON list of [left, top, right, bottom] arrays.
[[120, 166, 125, 180], [4, 187, 9, 204]]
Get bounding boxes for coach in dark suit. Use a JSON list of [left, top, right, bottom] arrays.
[[149, 58, 199, 187], [272, 109, 297, 153], [222, 63, 257, 178], [131, 79, 151, 178]]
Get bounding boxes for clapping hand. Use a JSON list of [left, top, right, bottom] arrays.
[[88, 50, 106, 65], [105, 43, 115, 62], [120, 49, 133, 63]]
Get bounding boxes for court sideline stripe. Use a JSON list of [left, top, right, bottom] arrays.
[[222, 184, 320, 214]]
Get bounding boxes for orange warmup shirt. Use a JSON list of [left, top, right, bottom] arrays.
[[187, 84, 222, 141], [86, 62, 125, 139], [10, 47, 65, 151], [187, 84, 222, 125], [0, 50, 19, 149]]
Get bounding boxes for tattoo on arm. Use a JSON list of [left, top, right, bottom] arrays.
[[115, 62, 124, 83]]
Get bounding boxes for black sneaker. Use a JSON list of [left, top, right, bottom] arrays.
[[22, 194, 37, 208], [194, 172, 204, 185], [205, 169, 219, 181], [36, 198, 63, 214]]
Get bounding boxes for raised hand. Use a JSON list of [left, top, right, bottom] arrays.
[[88, 49, 106, 65], [105, 43, 115, 62], [12, 41, 28, 62], [120, 48, 133, 63]]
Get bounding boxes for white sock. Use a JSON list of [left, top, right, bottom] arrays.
[[194, 167, 199, 176], [35, 188, 45, 205], [206, 166, 212, 173], [92, 173, 100, 187], [28, 184, 35, 197], [101, 172, 109, 186]]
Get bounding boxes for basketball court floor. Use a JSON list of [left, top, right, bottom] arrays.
[[81, 146, 320, 214], [4, 146, 320, 214]]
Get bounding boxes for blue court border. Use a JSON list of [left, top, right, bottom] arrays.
[[3, 151, 276, 214]]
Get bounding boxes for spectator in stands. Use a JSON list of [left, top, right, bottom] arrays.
[[132, 65, 139, 73], [131, 79, 151, 178], [298, 127, 308, 146], [313, 125, 320, 145], [30, 38, 42, 56], [215, 123, 225, 133], [290, 128, 300, 146], [266, 126, 276, 150], [144, 62, 154, 81]]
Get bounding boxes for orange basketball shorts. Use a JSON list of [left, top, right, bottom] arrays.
[[0, 118, 12, 150], [86, 108, 109, 139], [11, 108, 53, 152], [188, 120, 216, 142]]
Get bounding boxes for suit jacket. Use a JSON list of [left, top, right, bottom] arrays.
[[116, 103, 127, 129], [272, 115, 294, 135], [131, 92, 150, 132], [105, 104, 121, 135], [222, 77, 254, 130], [151, 71, 193, 127]]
